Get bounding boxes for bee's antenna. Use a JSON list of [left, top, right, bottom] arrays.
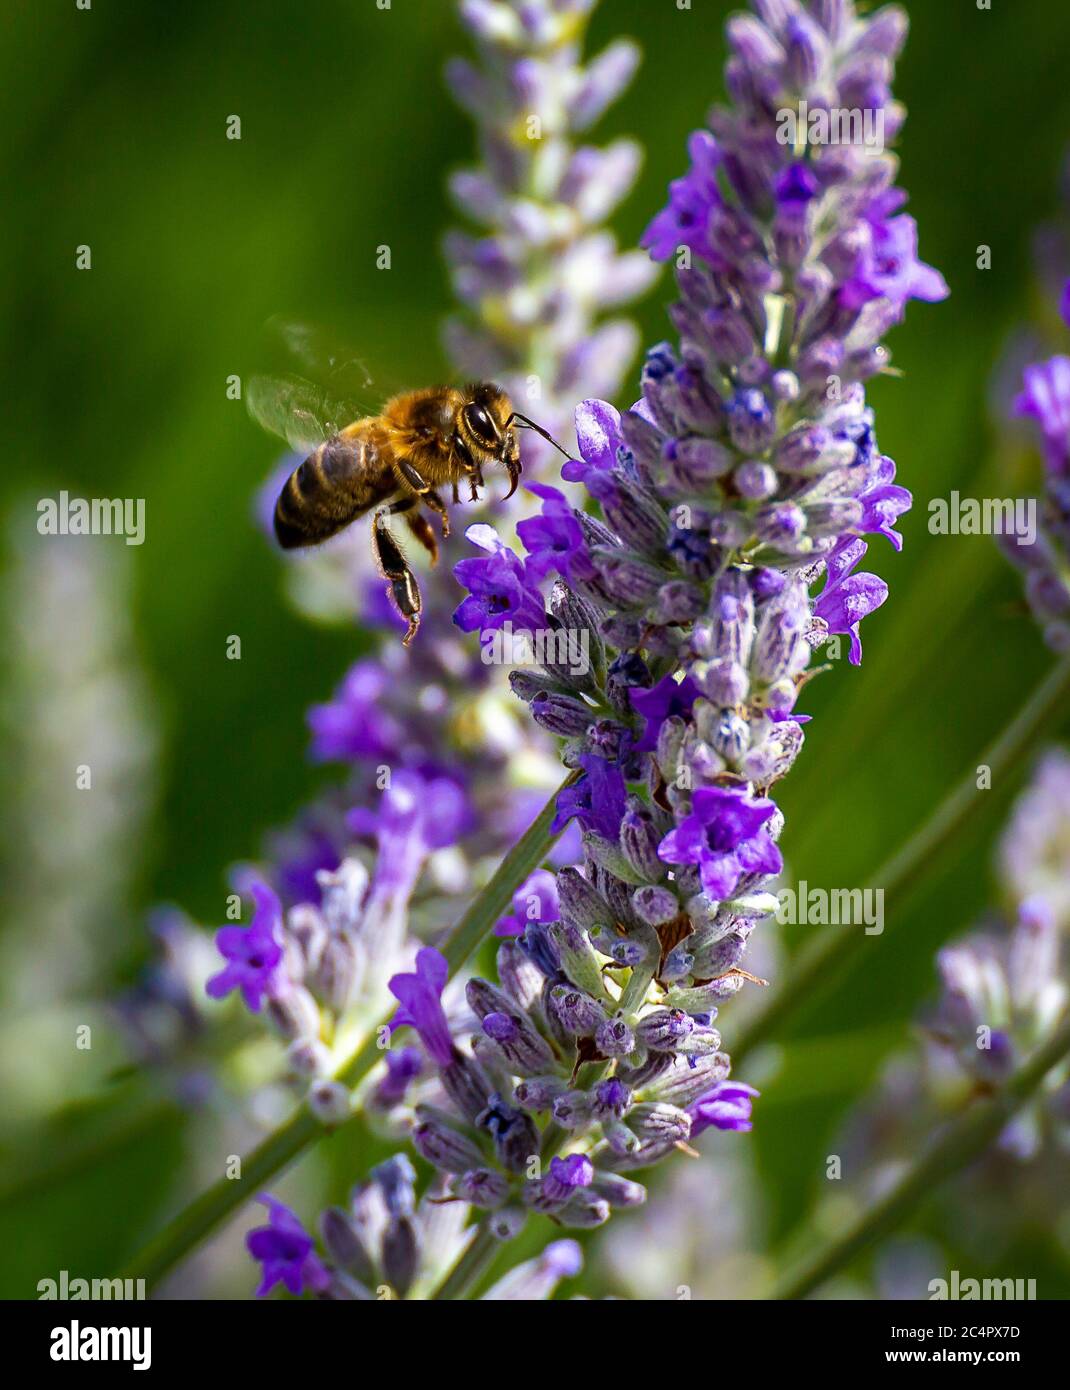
[[506, 413, 573, 461]]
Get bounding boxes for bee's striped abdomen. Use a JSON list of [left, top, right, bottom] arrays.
[[273, 429, 390, 549]]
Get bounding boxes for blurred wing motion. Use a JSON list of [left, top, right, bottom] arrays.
[[268, 317, 375, 396], [246, 373, 365, 452]]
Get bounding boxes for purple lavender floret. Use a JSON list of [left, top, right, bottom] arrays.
[[689, 1082, 760, 1137], [388, 947, 457, 1069], [207, 881, 285, 1013], [658, 786, 782, 902], [247, 1195, 331, 1298]]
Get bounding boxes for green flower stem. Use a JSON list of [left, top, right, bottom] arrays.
[[432, 1220, 500, 1300], [120, 768, 579, 1291], [771, 1011, 1070, 1300], [732, 653, 1070, 1069]]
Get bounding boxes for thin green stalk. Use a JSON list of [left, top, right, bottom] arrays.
[[120, 769, 578, 1291], [432, 1221, 500, 1300], [772, 1012, 1070, 1300], [732, 653, 1070, 1068]]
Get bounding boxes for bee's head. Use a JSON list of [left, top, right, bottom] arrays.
[[461, 383, 522, 497], [460, 384, 572, 499]]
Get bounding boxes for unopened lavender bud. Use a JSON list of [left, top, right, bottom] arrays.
[[708, 570, 755, 665], [582, 831, 645, 884], [711, 711, 750, 762], [531, 691, 593, 737], [509, 669, 567, 703], [520, 921, 561, 977], [308, 1080, 351, 1126], [700, 305, 755, 364], [548, 921, 608, 999], [770, 368, 800, 402], [514, 1074, 568, 1113], [630, 1101, 692, 1146], [785, 11, 827, 86], [603, 1118, 642, 1157], [619, 802, 664, 881], [556, 866, 613, 933], [595, 1013, 635, 1058], [481, 1010, 557, 1075], [646, 1051, 732, 1107], [453, 1167, 510, 1211], [321, 1206, 374, 1280], [594, 1076, 632, 1118], [267, 985, 322, 1042], [558, 1193, 610, 1229], [655, 714, 688, 782], [314, 933, 360, 1013], [286, 905, 326, 976], [591, 547, 665, 607], [412, 1113, 485, 1173], [708, 510, 752, 549], [488, 1205, 527, 1242], [548, 583, 604, 682], [637, 1007, 695, 1052], [631, 884, 679, 927], [654, 580, 706, 625], [589, 925, 650, 968], [465, 977, 517, 1022], [804, 500, 864, 537], [373, 1154, 418, 1216], [286, 1037, 331, 1078], [677, 1025, 729, 1058], [726, 387, 775, 453], [441, 1054, 495, 1124], [480, 1098, 539, 1173], [660, 946, 695, 982], [381, 1216, 418, 1298], [734, 460, 778, 500], [662, 435, 735, 491], [692, 655, 750, 705], [683, 931, 749, 983], [548, 984, 607, 1038], [496, 940, 545, 1014], [552, 1089, 594, 1129], [591, 1172, 647, 1209], [755, 503, 807, 547]]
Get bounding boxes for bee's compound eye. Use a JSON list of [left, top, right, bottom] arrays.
[[464, 404, 497, 447]]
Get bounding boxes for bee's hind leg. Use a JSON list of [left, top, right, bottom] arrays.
[[405, 507, 439, 567], [373, 507, 422, 646]]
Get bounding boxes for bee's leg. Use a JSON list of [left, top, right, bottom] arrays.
[[373, 508, 421, 646], [467, 467, 484, 503], [405, 508, 439, 567], [395, 460, 450, 538], [451, 481, 461, 504]]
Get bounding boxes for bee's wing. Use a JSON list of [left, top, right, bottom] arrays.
[[269, 318, 376, 394], [246, 373, 365, 452]]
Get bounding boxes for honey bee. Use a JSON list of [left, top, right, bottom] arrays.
[[248, 363, 567, 644]]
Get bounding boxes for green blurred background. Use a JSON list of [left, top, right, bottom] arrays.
[[3, 0, 1070, 1299]]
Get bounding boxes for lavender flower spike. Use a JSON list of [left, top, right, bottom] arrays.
[[437, 0, 944, 1245], [445, 0, 657, 464], [1005, 277, 1070, 650]]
